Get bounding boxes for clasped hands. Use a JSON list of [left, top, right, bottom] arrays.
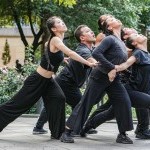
[[108, 65, 121, 82]]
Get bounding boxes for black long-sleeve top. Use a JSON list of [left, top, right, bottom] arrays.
[[92, 35, 128, 74]]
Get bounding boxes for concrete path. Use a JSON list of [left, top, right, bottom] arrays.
[[0, 116, 149, 150]]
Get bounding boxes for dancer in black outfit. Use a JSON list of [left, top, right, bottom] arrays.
[[88, 27, 150, 139], [61, 17, 133, 144], [0, 16, 96, 140], [32, 25, 98, 135], [81, 33, 150, 141]]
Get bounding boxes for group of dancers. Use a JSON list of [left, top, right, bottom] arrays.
[[0, 14, 150, 145]]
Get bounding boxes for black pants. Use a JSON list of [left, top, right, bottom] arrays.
[[136, 109, 150, 131], [88, 97, 112, 121], [89, 100, 150, 131], [0, 72, 66, 139], [126, 85, 150, 131], [66, 72, 133, 134], [88, 84, 150, 130], [35, 76, 82, 129]]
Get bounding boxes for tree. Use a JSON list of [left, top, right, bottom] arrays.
[[0, 0, 149, 59], [0, 0, 77, 61], [2, 39, 11, 65]]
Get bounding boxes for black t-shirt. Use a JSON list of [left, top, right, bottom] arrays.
[[57, 43, 92, 87], [91, 35, 128, 78], [129, 49, 150, 93]]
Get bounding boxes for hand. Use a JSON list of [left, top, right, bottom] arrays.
[[88, 62, 98, 68], [64, 57, 70, 64], [108, 69, 116, 82]]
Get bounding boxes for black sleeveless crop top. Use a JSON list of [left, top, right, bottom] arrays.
[[40, 40, 64, 73]]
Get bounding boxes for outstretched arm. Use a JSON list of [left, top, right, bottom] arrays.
[[108, 56, 136, 82], [116, 56, 136, 72], [51, 37, 97, 67]]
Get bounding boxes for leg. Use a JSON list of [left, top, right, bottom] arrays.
[[135, 108, 150, 139], [88, 97, 112, 120], [106, 78, 133, 144], [106, 79, 133, 133], [55, 76, 82, 110], [125, 85, 150, 108], [66, 77, 107, 134], [125, 84, 150, 138], [42, 78, 66, 139], [33, 107, 48, 134], [0, 72, 46, 131], [61, 74, 109, 143], [80, 106, 115, 137]]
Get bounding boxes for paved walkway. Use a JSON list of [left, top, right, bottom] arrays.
[[0, 116, 150, 150]]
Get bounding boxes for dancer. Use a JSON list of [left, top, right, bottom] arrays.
[[0, 16, 96, 139], [61, 17, 133, 144], [32, 25, 97, 135], [88, 27, 150, 139], [81, 33, 150, 141]]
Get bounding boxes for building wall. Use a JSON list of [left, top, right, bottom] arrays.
[[0, 27, 34, 68]]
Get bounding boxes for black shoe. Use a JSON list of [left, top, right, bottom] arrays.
[[136, 129, 150, 139], [80, 126, 92, 137], [116, 133, 133, 144], [70, 132, 80, 137], [51, 135, 60, 140], [87, 128, 98, 134], [80, 120, 94, 137], [32, 127, 48, 135], [60, 132, 74, 143]]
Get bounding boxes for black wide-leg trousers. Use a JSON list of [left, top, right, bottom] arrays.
[[0, 72, 65, 139], [66, 73, 133, 134], [35, 75, 82, 129], [88, 84, 150, 131]]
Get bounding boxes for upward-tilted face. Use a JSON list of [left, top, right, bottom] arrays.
[[100, 15, 114, 25], [80, 26, 96, 43], [122, 28, 138, 40], [130, 33, 147, 44], [106, 17, 122, 29], [52, 17, 68, 33]]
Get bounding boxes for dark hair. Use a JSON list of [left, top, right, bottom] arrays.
[[98, 16, 104, 32], [102, 20, 113, 36], [74, 25, 88, 42], [121, 29, 126, 41], [16, 59, 19, 63], [46, 16, 61, 39], [125, 37, 135, 50], [98, 14, 113, 32]]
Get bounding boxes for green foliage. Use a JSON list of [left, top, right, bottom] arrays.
[[2, 39, 11, 65], [0, 46, 37, 113], [0, 0, 149, 55], [0, 69, 23, 103], [65, 104, 72, 116], [54, 0, 76, 7]]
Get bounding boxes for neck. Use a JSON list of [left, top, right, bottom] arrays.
[[55, 32, 65, 40], [81, 41, 93, 50], [137, 43, 147, 52], [113, 28, 121, 40]]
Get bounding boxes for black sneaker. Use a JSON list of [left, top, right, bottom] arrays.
[[70, 132, 80, 137], [33, 127, 48, 135], [51, 135, 60, 140], [80, 121, 94, 137], [87, 128, 98, 134], [60, 132, 74, 143], [136, 129, 150, 139], [80, 126, 92, 137], [116, 133, 133, 144]]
